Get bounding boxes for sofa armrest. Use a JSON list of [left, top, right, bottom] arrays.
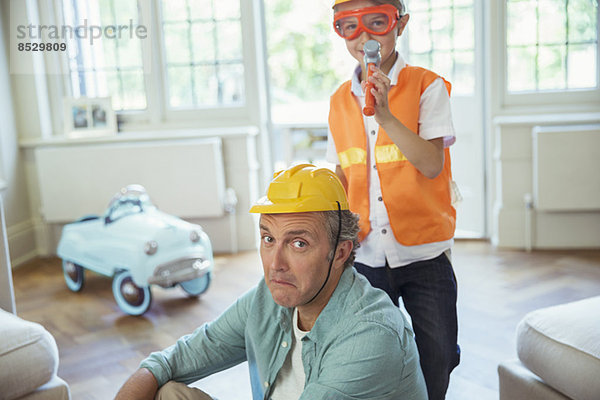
[[0, 309, 61, 400], [498, 359, 570, 400], [19, 376, 71, 400]]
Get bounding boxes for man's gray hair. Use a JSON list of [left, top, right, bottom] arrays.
[[319, 210, 360, 269]]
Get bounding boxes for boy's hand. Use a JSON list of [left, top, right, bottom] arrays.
[[361, 65, 395, 126]]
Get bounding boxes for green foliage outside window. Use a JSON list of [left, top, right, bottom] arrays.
[[506, 0, 598, 92], [265, 0, 347, 104]]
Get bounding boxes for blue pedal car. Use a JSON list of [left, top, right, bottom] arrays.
[[57, 184, 214, 316]]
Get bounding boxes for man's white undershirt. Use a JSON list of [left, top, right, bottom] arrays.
[[270, 308, 308, 400]]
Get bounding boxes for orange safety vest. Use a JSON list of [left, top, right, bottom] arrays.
[[329, 65, 456, 245]]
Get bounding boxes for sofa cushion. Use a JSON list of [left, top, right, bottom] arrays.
[[516, 296, 600, 400], [0, 309, 59, 400]]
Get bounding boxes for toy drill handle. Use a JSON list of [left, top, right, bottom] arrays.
[[363, 65, 377, 116], [363, 40, 381, 116]]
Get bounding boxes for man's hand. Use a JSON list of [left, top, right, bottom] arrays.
[[115, 368, 159, 400]]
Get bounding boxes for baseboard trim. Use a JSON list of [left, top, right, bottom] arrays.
[[493, 204, 600, 249], [7, 218, 34, 237], [11, 249, 39, 268], [6, 218, 38, 267]]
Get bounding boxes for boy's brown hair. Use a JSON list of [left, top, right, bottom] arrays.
[[334, 0, 405, 15], [371, 0, 405, 14]]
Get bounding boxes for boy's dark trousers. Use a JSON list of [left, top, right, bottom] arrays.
[[354, 252, 460, 400]]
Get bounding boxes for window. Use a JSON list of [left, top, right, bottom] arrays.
[[506, 0, 598, 93], [62, 0, 147, 110], [161, 0, 245, 108], [264, 0, 355, 124], [60, 0, 247, 118], [402, 0, 476, 96]]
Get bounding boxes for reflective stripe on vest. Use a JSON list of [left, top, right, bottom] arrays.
[[339, 144, 408, 169], [375, 144, 407, 164], [338, 147, 367, 169]]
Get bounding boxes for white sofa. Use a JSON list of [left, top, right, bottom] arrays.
[[498, 296, 600, 400], [0, 196, 70, 400]]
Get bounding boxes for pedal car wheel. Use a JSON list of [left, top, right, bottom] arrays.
[[112, 271, 152, 316], [62, 260, 84, 292], [180, 273, 212, 297]]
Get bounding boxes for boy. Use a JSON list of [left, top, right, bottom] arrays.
[[327, 1, 460, 399]]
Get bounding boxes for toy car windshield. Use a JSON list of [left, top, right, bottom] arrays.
[[105, 184, 153, 224]]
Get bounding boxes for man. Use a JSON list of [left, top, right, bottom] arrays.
[[115, 164, 427, 400]]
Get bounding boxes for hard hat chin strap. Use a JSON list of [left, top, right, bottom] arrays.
[[303, 202, 342, 306]]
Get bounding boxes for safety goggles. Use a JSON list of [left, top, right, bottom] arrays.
[[333, 4, 400, 40]]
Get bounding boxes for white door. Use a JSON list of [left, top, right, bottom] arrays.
[[449, 95, 485, 237], [401, 0, 486, 237]]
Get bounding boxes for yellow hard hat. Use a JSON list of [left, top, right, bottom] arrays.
[[333, 0, 353, 5], [249, 164, 349, 214]]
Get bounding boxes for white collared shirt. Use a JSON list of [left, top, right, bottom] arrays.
[[326, 54, 455, 268]]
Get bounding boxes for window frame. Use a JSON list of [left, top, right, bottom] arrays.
[[44, 0, 264, 133], [401, 1, 477, 97], [497, 0, 600, 112], [155, 0, 259, 127]]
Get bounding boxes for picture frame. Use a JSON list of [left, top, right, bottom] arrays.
[[64, 97, 117, 138]]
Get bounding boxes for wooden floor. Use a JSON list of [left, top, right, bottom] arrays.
[[12, 240, 600, 400]]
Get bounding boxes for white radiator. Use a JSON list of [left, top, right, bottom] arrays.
[[35, 137, 226, 222], [532, 124, 600, 211]]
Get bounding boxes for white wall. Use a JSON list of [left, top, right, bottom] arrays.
[[0, 1, 37, 266], [486, 1, 600, 250], [21, 130, 261, 255], [491, 116, 600, 249], [1, 0, 271, 265], [2, 0, 599, 264]]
